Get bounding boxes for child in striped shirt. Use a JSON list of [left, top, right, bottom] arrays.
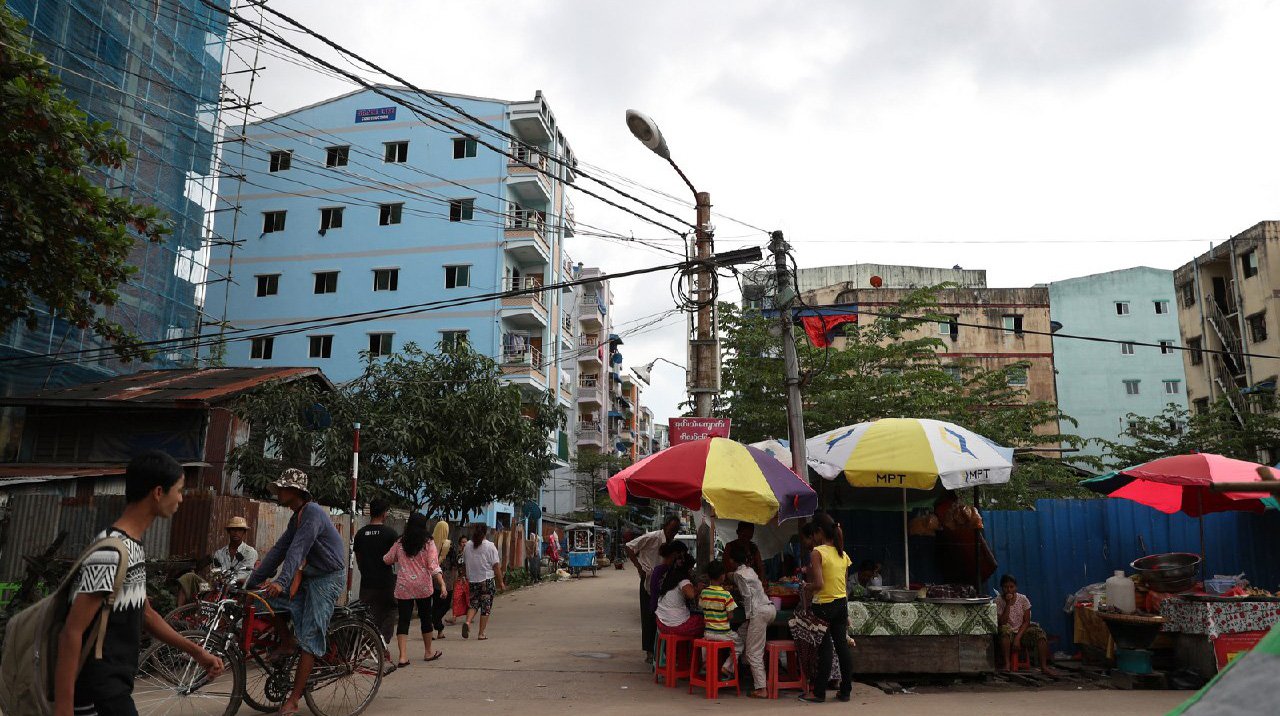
[[698, 560, 741, 679]]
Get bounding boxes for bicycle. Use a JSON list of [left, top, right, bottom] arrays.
[[135, 588, 384, 716]]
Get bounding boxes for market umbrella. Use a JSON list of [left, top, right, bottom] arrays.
[[606, 437, 818, 524], [806, 418, 1014, 587]]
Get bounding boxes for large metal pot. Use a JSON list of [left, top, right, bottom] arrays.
[[1131, 552, 1201, 593]]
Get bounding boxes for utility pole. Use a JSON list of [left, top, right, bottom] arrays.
[[769, 231, 808, 476], [691, 191, 718, 418]]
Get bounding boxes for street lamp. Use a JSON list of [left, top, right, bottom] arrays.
[[625, 109, 717, 419]]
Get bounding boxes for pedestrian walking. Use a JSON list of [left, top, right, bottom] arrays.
[[462, 524, 505, 640], [354, 499, 399, 644], [624, 514, 681, 663], [800, 514, 853, 703], [446, 535, 469, 626], [53, 451, 224, 716], [429, 519, 452, 640], [383, 513, 447, 666]]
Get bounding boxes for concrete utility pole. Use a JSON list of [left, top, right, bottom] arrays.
[[769, 231, 808, 476]]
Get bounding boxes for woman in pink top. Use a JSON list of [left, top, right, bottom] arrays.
[[383, 513, 447, 666]]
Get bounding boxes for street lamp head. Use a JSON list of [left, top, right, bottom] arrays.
[[625, 109, 670, 160]]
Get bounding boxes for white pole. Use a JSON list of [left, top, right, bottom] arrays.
[[902, 488, 910, 588], [347, 422, 361, 603]]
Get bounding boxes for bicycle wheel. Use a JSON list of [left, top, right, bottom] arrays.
[[303, 619, 384, 716], [134, 629, 244, 716], [165, 602, 206, 631], [240, 646, 288, 713]]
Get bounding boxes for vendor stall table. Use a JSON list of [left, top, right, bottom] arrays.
[[1160, 598, 1280, 678], [846, 600, 997, 674]]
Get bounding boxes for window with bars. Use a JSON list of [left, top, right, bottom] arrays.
[[449, 198, 475, 222], [379, 203, 403, 226], [255, 274, 279, 297], [268, 150, 292, 172], [445, 265, 470, 288], [368, 333, 394, 357], [262, 211, 286, 234], [383, 141, 408, 163], [1181, 282, 1196, 308], [452, 137, 477, 159], [373, 268, 399, 292], [1189, 337, 1203, 365], [308, 335, 333, 359], [325, 146, 349, 167], [319, 207, 343, 231], [250, 336, 274, 360], [1249, 312, 1268, 342], [314, 271, 338, 294]]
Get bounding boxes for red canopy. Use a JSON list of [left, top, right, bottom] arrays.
[[1115, 453, 1274, 517]]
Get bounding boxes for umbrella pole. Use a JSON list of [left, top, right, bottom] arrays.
[[902, 488, 910, 589], [1198, 491, 1206, 580]]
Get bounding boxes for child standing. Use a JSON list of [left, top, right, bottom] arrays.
[[698, 560, 741, 679], [725, 543, 775, 698]]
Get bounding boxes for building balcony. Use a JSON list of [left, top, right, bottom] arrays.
[[500, 277, 548, 328], [579, 296, 603, 330], [577, 335, 602, 366], [575, 420, 604, 447], [509, 102, 552, 145], [558, 380, 572, 407], [619, 428, 634, 444], [500, 347, 548, 394], [507, 163, 552, 204], [508, 143, 550, 175], [562, 202, 576, 237], [577, 375, 603, 406], [504, 208, 550, 265]]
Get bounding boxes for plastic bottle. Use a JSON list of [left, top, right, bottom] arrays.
[[1106, 570, 1137, 614]]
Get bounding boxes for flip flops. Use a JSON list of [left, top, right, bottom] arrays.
[[424, 651, 443, 662]]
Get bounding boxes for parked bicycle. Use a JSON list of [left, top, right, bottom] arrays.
[[135, 588, 384, 716]]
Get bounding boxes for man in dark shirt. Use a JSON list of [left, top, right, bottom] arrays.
[[249, 468, 345, 716], [353, 498, 398, 643]]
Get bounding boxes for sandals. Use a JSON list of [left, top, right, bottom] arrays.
[[462, 622, 470, 639], [424, 651, 443, 662], [396, 661, 411, 668]]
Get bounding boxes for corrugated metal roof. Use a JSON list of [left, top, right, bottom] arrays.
[[0, 465, 127, 487], [0, 368, 333, 407]]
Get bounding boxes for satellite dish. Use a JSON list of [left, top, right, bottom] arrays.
[[302, 403, 332, 431]]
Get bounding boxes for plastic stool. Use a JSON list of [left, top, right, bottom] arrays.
[[689, 638, 740, 699], [654, 632, 694, 688], [1009, 647, 1028, 671], [765, 639, 805, 699]]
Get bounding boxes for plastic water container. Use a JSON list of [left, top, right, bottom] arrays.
[[1106, 570, 1137, 614]]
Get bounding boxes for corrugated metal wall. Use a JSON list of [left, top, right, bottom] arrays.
[[985, 499, 1280, 649]]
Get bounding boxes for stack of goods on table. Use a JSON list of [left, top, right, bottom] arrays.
[[766, 579, 801, 610]]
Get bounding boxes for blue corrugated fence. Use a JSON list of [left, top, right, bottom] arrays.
[[984, 499, 1280, 649]]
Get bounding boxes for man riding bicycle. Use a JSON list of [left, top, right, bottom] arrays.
[[248, 468, 345, 716]]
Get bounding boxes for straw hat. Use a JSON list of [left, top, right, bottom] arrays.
[[273, 468, 311, 496], [226, 517, 250, 531]]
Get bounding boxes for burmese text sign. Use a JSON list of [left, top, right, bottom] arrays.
[[668, 417, 731, 445]]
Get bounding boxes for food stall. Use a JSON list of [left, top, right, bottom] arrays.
[[1160, 596, 1280, 676], [847, 597, 998, 674]]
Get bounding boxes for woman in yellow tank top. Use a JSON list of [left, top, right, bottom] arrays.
[[800, 515, 853, 703]]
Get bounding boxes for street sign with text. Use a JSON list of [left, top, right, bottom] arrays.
[[668, 417, 731, 445]]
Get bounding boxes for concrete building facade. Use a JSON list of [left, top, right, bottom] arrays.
[[1049, 268, 1188, 460], [744, 263, 986, 309], [1175, 221, 1280, 424]]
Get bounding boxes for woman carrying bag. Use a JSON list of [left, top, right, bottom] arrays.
[[447, 535, 470, 625], [382, 513, 447, 667], [429, 520, 452, 639], [798, 514, 853, 703]]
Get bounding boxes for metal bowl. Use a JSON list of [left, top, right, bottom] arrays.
[[1131, 552, 1201, 593], [885, 589, 919, 603]]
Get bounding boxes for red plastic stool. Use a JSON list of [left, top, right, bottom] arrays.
[[765, 639, 805, 699], [654, 632, 694, 688], [689, 638, 740, 699]]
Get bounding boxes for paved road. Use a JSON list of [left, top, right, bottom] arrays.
[[370, 569, 1189, 715]]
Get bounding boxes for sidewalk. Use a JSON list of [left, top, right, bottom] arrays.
[[372, 569, 1189, 715]]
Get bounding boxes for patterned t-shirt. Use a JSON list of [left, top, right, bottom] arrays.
[[699, 585, 737, 633], [996, 592, 1032, 629], [71, 528, 147, 707]]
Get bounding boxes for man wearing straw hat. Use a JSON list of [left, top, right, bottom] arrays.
[[212, 516, 259, 585], [249, 468, 345, 716]]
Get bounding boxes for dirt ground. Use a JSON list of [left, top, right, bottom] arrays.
[[365, 568, 1191, 715]]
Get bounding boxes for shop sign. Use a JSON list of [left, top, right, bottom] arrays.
[[355, 106, 397, 123], [668, 417, 731, 445]]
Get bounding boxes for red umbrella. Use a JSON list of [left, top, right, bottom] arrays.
[[1113, 453, 1274, 517]]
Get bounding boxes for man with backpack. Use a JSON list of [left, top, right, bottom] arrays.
[[54, 451, 224, 716]]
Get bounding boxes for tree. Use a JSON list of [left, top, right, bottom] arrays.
[[228, 342, 566, 518], [1, 10, 170, 359], [569, 450, 640, 522], [1101, 398, 1280, 468]]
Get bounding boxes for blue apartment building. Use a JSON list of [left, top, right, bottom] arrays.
[[1, 0, 229, 396], [1050, 267, 1189, 462], [203, 86, 585, 527]]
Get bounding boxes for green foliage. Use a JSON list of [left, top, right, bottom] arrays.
[[1101, 398, 1280, 468], [716, 290, 1094, 509], [569, 451, 641, 522], [0, 10, 170, 360], [228, 342, 566, 517]]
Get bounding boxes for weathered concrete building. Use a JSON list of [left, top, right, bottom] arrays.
[[1174, 221, 1280, 425], [744, 263, 986, 309]]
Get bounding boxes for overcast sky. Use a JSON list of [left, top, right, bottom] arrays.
[[244, 0, 1280, 424]]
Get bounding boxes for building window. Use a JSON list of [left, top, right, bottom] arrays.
[[1154, 300, 1170, 315], [1123, 379, 1141, 396], [1248, 312, 1268, 342], [325, 146, 349, 167], [444, 265, 470, 288], [449, 198, 475, 222], [1159, 340, 1175, 355], [1164, 379, 1181, 395], [314, 271, 339, 294], [1007, 366, 1028, 386], [1115, 301, 1130, 316], [1181, 282, 1196, 308], [255, 274, 279, 297], [319, 207, 343, 231], [1242, 250, 1259, 279], [268, 150, 292, 172], [262, 211, 286, 234], [441, 330, 468, 348], [368, 332, 394, 357], [308, 335, 333, 359], [942, 366, 962, 382], [1001, 314, 1024, 335], [938, 316, 958, 340], [250, 336, 274, 360], [373, 268, 399, 292], [1126, 420, 1139, 433], [379, 203, 403, 226], [1193, 397, 1210, 414], [1121, 342, 1135, 356], [452, 137, 477, 159], [1189, 337, 1203, 365], [384, 141, 408, 163]]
